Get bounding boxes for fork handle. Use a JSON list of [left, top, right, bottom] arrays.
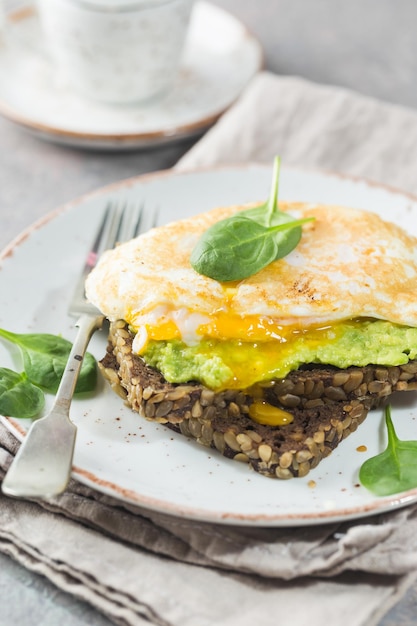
[[53, 312, 105, 414], [2, 313, 105, 499]]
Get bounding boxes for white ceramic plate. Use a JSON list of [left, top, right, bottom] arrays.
[[2, 164, 417, 526], [0, 3, 262, 150]]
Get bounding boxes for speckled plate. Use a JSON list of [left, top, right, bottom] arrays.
[[2, 164, 417, 526], [0, 3, 262, 150]]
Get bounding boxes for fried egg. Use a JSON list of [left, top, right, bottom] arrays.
[[86, 201, 417, 345]]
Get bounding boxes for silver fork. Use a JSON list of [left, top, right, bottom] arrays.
[[2, 200, 148, 499]]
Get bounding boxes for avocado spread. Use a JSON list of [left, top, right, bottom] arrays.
[[142, 319, 417, 391]]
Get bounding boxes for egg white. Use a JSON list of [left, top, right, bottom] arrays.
[[85, 202, 417, 338]]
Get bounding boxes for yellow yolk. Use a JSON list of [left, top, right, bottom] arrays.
[[134, 311, 332, 345], [130, 311, 343, 391], [198, 315, 302, 342], [146, 319, 180, 341], [130, 309, 417, 393], [249, 401, 294, 426]]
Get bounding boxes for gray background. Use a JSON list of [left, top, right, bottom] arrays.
[[1, 1, 417, 624]]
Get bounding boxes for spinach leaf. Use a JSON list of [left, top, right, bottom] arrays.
[[190, 156, 314, 282], [0, 328, 97, 394], [0, 368, 44, 418], [359, 405, 417, 496], [190, 215, 313, 282]]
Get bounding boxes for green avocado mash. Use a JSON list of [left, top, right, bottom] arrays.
[[141, 319, 417, 391]]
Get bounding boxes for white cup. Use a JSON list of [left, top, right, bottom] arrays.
[[36, 0, 194, 104]]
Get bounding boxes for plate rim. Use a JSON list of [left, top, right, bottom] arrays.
[[0, 3, 264, 149], [2, 162, 417, 527], [3, 160, 417, 258]]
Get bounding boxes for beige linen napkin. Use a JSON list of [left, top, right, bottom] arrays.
[[2, 71, 417, 626], [177, 71, 417, 195]]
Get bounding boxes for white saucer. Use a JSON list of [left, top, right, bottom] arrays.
[[0, 3, 263, 150]]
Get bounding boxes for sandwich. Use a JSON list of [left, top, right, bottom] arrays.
[[85, 162, 417, 479]]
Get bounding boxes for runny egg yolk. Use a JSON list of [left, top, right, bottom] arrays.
[[134, 312, 332, 344], [249, 400, 294, 426], [129, 310, 341, 392]]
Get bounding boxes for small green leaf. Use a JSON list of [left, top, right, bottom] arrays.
[[0, 367, 44, 418], [191, 216, 278, 282], [0, 328, 97, 394], [190, 156, 314, 282], [359, 405, 417, 496], [243, 202, 304, 261], [190, 215, 313, 282]]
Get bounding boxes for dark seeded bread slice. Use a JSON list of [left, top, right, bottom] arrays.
[[99, 320, 417, 479]]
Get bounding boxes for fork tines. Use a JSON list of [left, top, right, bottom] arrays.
[[68, 199, 147, 318], [94, 200, 144, 262]]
